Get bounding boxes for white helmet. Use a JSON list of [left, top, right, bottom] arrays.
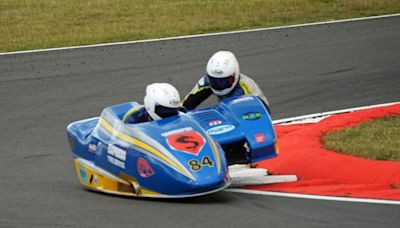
[[206, 51, 240, 96], [144, 83, 180, 120]]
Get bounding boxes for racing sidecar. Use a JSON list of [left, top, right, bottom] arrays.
[[66, 95, 277, 198], [67, 102, 230, 198]]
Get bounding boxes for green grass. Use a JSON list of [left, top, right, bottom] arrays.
[[1, 0, 400, 52], [323, 116, 400, 161]]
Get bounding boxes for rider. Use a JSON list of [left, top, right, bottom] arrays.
[[181, 51, 270, 113], [122, 83, 181, 124]]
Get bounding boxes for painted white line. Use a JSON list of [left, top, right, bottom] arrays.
[[1, 13, 400, 56], [226, 189, 400, 205], [273, 101, 400, 125]]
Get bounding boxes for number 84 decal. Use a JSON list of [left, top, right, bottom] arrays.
[[188, 156, 214, 171]]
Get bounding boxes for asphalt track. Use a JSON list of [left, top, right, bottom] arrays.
[[1, 15, 400, 228]]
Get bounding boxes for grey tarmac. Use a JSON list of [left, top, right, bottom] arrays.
[[0, 15, 399, 228]]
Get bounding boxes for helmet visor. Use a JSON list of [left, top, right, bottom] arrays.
[[155, 104, 179, 119], [208, 74, 235, 91]]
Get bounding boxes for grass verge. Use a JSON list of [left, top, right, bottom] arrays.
[[1, 0, 400, 52], [323, 116, 400, 161]]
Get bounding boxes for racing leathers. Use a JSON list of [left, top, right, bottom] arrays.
[[182, 74, 270, 112], [122, 106, 153, 124]]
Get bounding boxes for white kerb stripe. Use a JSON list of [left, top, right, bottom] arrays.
[[273, 101, 400, 125], [226, 189, 400, 205]]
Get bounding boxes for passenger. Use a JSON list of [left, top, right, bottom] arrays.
[[123, 83, 181, 124], [182, 51, 270, 113]]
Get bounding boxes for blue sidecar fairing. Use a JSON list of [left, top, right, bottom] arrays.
[[67, 102, 230, 198], [67, 95, 277, 197]]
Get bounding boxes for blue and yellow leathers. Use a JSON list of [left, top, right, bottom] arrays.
[[182, 74, 270, 112]]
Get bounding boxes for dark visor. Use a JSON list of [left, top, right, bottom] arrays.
[[208, 74, 235, 91], [155, 104, 179, 118]]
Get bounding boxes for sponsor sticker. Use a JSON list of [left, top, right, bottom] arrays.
[[167, 131, 205, 155], [79, 166, 87, 183], [208, 120, 222, 126], [232, 96, 254, 104], [254, 133, 266, 143], [108, 144, 126, 161], [137, 158, 155, 178], [242, 112, 261, 120], [207, 124, 235, 135], [88, 143, 97, 153], [107, 156, 125, 169], [161, 127, 193, 137], [107, 144, 126, 169]]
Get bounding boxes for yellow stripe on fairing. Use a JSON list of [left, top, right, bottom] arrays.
[[141, 188, 163, 196], [99, 118, 192, 179], [122, 107, 140, 123], [207, 135, 221, 174]]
